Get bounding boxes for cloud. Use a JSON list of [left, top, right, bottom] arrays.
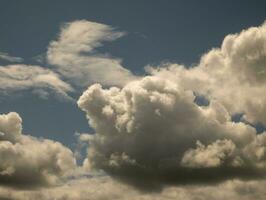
[[0, 112, 76, 188], [0, 64, 73, 101], [78, 75, 266, 189], [75, 22, 266, 190], [47, 20, 138, 88], [0, 52, 24, 63]]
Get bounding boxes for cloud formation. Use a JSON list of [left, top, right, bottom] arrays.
[[0, 112, 76, 188], [78, 22, 266, 189], [47, 20, 138, 88]]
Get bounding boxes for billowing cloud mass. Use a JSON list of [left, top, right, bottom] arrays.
[[77, 22, 266, 189], [0, 112, 76, 188], [0, 65, 73, 100], [47, 20, 138, 87]]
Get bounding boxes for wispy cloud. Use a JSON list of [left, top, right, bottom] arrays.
[[0, 52, 24, 63], [0, 64, 74, 101], [47, 20, 139, 88]]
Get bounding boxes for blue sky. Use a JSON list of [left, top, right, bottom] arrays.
[[0, 0, 266, 149]]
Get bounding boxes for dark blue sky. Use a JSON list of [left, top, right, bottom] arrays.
[[0, 0, 266, 148]]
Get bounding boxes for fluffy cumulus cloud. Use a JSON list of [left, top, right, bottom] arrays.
[[0, 65, 73, 100], [77, 22, 266, 191], [78, 76, 266, 188], [47, 20, 138, 88], [0, 112, 76, 188]]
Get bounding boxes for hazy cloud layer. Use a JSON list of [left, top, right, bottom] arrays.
[[0, 112, 76, 188], [0, 176, 266, 200], [47, 20, 138, 88]]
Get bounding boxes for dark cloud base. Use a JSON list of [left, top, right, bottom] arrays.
[[104, 165, 266, 191]]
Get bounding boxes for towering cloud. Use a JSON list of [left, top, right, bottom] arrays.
[[47, 20, 138, 88]]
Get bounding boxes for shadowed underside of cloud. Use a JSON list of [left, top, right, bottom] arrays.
[[77, 22, 266, 190]]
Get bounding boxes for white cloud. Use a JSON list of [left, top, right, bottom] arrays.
[[0, 52, 24, 63], [47, 20, 138, 88]]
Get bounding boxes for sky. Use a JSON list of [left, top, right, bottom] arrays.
[[1, 1, 266, 199], [1, 0, 266, 146]]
